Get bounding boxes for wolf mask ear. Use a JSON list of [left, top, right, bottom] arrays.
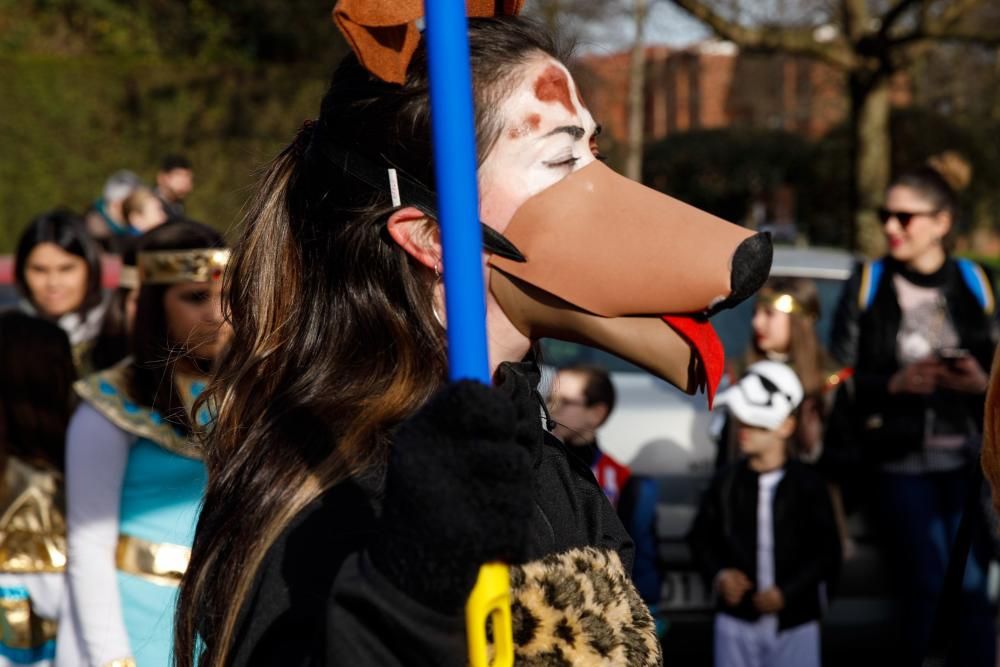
[[333, 0, 525, 84]]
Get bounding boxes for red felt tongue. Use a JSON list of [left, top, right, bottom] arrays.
[[662, 315, 725, 409]]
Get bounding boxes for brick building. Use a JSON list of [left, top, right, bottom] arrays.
[[574, 41, 911, 145], [572, 42, 912, 241]]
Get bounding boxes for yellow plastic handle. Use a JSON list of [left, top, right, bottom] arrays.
[[466, 562, 513, 667]]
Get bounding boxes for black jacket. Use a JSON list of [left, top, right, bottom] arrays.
[[226, 376, 637, 666], [687, 459, 841, 631], [826, 257, 997, 464]]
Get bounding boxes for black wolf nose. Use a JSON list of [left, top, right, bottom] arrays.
[[707, 232, 773, 316]]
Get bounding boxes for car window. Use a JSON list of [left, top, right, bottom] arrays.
[[541, 339, 645, 373], [0, 285, 19, 310], [539, 277, 847, 372]]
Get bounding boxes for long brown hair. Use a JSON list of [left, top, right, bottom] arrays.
[[175, 17, 565, 667], [0, 312, 75, 477], [91, 242, 138, 371], [129, 220, 226, 434], [744, 276, 828, 395]]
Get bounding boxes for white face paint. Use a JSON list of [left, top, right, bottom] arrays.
[[475, 55, 602, 373], [479, 56, 601, 233]]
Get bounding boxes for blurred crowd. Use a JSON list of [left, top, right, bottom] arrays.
[[0, 149, 997, 667], [584, 163, 998, 667], [1, 155, 232, 666]]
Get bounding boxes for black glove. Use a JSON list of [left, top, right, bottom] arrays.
[[493, 360, 548, 463], [371, 379, 537, 613]]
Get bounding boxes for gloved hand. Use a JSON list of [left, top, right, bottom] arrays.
[[493, 360, 547, 462], [371, 376, 538, 613]]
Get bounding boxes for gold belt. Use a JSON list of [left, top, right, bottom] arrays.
[[115, 534, 190, 586], [0, 588, 57, 655]]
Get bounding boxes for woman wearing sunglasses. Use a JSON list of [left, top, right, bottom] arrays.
[[828, 162, 998, 665]]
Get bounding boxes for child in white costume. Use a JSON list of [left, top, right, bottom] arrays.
[[689, 361, 842, 667]]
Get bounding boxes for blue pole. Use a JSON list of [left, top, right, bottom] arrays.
[[423, 1, 490, 384]]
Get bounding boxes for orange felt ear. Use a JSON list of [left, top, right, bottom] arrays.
[[333, 0, 525, 84]]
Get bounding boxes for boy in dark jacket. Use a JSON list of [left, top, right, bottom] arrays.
[[688, 361, 841, 667]]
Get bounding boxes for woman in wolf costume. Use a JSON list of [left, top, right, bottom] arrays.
[[175, 5, 771, 666]]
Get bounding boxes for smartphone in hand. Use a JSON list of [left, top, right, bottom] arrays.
[[938, 347, 971, 370]]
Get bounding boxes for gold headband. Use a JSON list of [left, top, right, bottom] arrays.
[[138, 249, 229, 285], [757, 292, 816, 317], [118, 265, 140, 290]]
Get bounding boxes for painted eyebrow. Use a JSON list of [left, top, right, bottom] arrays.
[[543, 125, 586, 140]]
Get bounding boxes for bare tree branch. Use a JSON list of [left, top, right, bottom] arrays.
[[893, 0, 999, 47], [878, 0, 924, 38], [929, 0, 984, 29], [903, 27, 1000, 44], [666, 0, 857, 68], [842, 0, 871, 42]]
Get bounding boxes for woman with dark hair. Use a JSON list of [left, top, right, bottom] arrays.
[[14, 210, 105, 372], [55, 220, 229, 667], [0, 312, 75, 667], [829, 162, 999, 665], [174, 7, 771, 667]]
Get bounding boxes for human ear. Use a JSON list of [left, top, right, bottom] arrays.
[[587, 403, 611, 429], [386, 207, 441, 270], [935, 210, 953, 242]]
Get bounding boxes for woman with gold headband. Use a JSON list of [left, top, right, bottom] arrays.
[[55, 220, 229, 667], [726, 278, 841, 463]]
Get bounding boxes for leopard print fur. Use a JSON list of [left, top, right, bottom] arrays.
[[507, 547, 662, 666]]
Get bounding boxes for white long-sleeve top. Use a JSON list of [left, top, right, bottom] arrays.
[[55, 403, 134, 666]]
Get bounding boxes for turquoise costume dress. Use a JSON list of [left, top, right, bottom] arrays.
[[64, 360, 207, 666]]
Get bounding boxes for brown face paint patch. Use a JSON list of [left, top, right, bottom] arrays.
[[507, 113, 542, 140], [533, 66, 575, 115]]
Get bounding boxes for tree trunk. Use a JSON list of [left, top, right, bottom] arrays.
[[850, 71, 891, 257], [624, 0, 647, 182]]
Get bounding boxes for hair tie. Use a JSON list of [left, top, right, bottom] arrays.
[[292, 119, 317, 158]]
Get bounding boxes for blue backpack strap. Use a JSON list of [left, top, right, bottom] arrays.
[[857, 259, 884, 312], [955, 258, 995, 315]]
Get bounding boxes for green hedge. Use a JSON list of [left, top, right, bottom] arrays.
[[0, 56, 330, 251]]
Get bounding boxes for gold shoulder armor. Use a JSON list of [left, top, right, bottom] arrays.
[[0, 458, 66, 573]]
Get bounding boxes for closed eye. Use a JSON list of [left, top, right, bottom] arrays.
[[544, 156, 580, 169], [179, 290, 211, 304]]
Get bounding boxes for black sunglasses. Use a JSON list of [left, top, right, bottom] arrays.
[[878, 207, 940, 228]]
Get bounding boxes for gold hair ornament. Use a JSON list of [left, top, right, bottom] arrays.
[[757, 292, 816, 318], [137, 249, 229, 285]]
